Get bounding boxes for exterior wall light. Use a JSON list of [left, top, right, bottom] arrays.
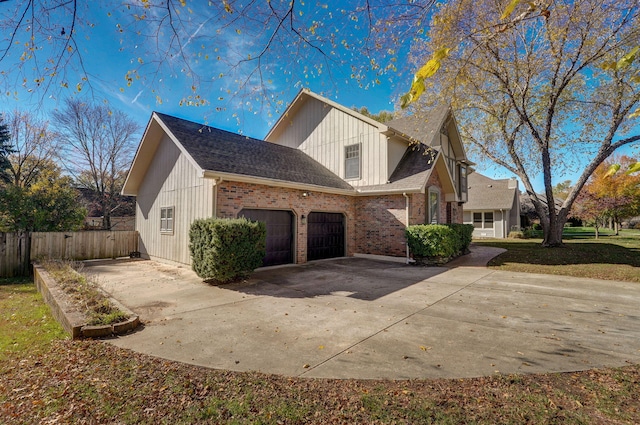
[[301, 214, 307, 225]]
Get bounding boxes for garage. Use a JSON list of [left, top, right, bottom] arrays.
[[307, 212, 345, 261], [239, 209, 294, 267]]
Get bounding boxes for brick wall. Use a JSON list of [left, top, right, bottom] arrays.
[[215, 166, 460, 263], [355, 195, 407, 257], [216, 181, 356, 263]]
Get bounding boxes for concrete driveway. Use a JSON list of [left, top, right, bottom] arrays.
[[86, 248, 640, 379]]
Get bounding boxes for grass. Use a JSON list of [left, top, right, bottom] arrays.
[[474, 227, 640, 282], [0, 277, 67, 362], [42, 260, 129, 325], [1, 278, 639, 424]]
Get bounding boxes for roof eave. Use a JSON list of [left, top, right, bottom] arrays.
[[202, 170, 356, 195]]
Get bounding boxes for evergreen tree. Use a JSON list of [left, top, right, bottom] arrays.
[[0, 122, 13, 184]]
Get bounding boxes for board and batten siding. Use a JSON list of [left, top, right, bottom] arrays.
[[135, 134, 214, 265], [269, 98, 392, 187]]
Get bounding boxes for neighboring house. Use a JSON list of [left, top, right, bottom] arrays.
[[463, 172, 520, 238], [122, 89, 472, 266]]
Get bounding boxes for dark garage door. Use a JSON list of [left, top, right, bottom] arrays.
[[307, 212, 345, 261], [239, 209, 294, 267]]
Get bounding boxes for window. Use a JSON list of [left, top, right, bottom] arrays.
[[428, 187, 440, 224], [459, 165, 467, 198], [344, 144, 360, 180], [160, 207, 174, 233], [484, 212, 494, 226], [473, 212, 482, 228], [473, 211, 494, 229]]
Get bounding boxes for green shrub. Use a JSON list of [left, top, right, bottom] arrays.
[[189, 217, 266, 283], [532, 223, 542, 230], [446, 223, 474, 253], [406, 224, 458, 259]]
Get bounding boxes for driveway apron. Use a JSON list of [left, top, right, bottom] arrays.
[[86, 249, 640, 380]]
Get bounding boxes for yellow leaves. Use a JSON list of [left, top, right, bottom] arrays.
[[500, 0, 521, 20], [629, 107, 640, 119], [223, 0, 233, 13], [626, 162, 640, 175], [156, 95, 163, 104], [617, 46, 640, 70], [604, 163, 621, 178], [602, 46, 640, 72], [400, 47, 451, 109], [76, 83, 82, 92], [179, 0, 186, 6]]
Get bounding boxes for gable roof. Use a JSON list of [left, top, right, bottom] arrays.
[[464, 172, 518, 210], [385, 106, 450, 147], [123, 112, 354, 196], [357, 144, 440, 193], [265, 89, 388, 141]]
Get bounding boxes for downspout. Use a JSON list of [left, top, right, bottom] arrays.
[[403, 192, 410, 264], [500, 208, 505, 238]]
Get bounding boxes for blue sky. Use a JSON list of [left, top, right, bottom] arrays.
[[1, 1, 636, 192]]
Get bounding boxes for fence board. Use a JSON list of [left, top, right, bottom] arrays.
[[0, 232, 29, 278], [0, 231, 138, 278]]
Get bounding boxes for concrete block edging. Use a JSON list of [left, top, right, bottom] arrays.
[[33, 263, 140, 339]]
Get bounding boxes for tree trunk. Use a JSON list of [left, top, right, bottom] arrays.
[[101, 198, 112, 230], [595, 225, 599, 239], [542, 221, 564, 246]]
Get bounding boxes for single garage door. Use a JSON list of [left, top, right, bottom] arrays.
[[307, 212, 345, 261], [239, 209, 294, 267]]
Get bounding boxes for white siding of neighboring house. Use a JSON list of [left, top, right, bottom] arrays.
[[135, 133, 214, 265], [464, 210, 500, 238], [268, 98, 392, 187]]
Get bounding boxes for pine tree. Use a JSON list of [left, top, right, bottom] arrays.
[[0, 122, 14, 183]]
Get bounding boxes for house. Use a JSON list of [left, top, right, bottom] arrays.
[[122, 89, 472, 266], [463, 172, 521, 238]]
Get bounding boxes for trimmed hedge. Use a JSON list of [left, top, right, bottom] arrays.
[[189, 217, 266, 283], [405, 223, 473, 264]]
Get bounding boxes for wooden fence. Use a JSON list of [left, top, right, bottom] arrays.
[[0, 231, 138, 278]]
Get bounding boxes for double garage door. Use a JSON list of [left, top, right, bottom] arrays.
[[239, 209, 344, 266]]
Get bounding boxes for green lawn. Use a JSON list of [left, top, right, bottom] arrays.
[[1, 277, 640, 424], [475, 228, 640, 282]]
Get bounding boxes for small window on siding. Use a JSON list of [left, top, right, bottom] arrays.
[[473, 212, 482, 228], [428, 187, 440, 224], [484, 212, 494, 226], [344, 144, 360, 180], [160, 207, 174, 234]]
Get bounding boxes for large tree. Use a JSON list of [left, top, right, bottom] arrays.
[[0, 159, 85, 232], [52, 99, 138, 230], [3, 110, 59, 188], [579, 156, 640, 233], [406, 0, 640, 246]]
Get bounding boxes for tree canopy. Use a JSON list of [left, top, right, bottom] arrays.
[[407, 0, 640, 246], [52, 98, 138, 230]]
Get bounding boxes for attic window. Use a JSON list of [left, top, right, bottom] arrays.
[[344, 144, 361, 180]]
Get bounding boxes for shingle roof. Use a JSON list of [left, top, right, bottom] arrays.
[[155, 112, 354, 191], [465, 172, 518, 210], [357, 144, 438, 193], [386, 106, 450, 146]]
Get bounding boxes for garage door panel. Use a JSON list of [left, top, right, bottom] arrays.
[[239, 209, 293, 267], [307, 212, 345, 261]]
